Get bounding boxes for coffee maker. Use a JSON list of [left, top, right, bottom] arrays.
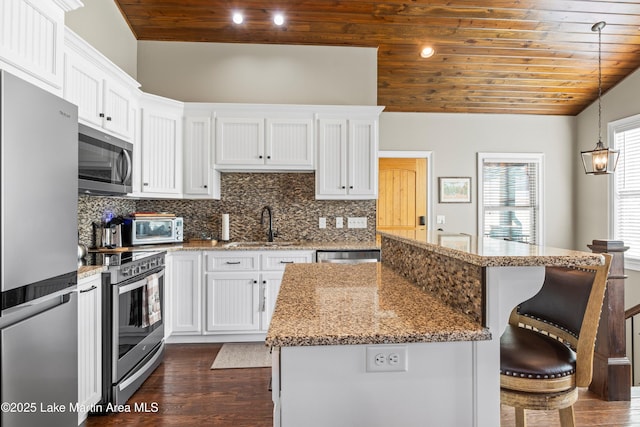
[[93, 219, 124, 249]]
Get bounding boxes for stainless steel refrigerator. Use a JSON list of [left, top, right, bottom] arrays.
[[0, 70, 79, 426]]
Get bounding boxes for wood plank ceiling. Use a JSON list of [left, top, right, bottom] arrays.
[[115, 0, 640, 115]]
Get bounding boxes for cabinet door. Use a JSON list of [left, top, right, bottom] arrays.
[[316, 119, 348, 197], [205, 273, 261, 332], [215, 117, 265, 165], [103, 80, 134, 141], [184, 115, 220, 198], [0, 0, 66, 89], [170, 252, 203, 335], [77, 275, 101, 425], [348, 119, 378, 197], [266, 118, 314, 168], [261, 272, 284, 331], [141, 106, 183, 195], [64, 51, 104, 129]]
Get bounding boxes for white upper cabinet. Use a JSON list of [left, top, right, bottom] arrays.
[[0, 0, 81, 93], [316, 106, 383, 200], [63, 29, 138, 141], [215, 117, 265, 166], [138, 93, 184, 197], [214, 105, 314, 171], [266, 118, 314, 168], [183, 112, 221, 199]]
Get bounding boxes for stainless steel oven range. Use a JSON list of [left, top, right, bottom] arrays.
[[92, 250, 166, 410]]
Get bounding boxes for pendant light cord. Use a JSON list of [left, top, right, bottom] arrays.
[[597, 24, 602, 144]]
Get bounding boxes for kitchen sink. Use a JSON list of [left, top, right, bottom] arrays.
[[224, 241, 302, 248]]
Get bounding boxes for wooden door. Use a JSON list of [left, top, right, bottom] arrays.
[[377, 158, 427, 238]]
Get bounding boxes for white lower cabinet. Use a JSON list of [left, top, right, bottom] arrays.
[[167, 251, 202, 336], [77, 274, 102, 425], [166, 250, 313, 342], [205, 272, 261, 332]]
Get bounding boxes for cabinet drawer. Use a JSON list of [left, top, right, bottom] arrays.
[[262, 251, 315, 271], [205, 252, 260, 271]]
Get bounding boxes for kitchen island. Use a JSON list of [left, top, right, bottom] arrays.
[[266, 231, 604, 427]]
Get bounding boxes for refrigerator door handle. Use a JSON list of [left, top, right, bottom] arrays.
[[0, 291, 74, 329]]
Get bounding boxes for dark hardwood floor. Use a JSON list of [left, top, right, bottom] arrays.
[[87, 343, 640, 427], [86, 343, 272, 427]]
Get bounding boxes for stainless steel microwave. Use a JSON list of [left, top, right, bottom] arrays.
[[78, 123, 133, 195], [124, 217, 184, 246]]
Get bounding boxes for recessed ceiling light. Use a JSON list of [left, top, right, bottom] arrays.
[[232, 12, 243, 24], [420, 46, 435, 58], [273, 14, 285, 26]]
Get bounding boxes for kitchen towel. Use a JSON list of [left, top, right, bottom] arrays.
[[144, 273, 162, 327], [221, 214, 230, 241]]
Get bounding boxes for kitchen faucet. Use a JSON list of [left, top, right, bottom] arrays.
[[261, 206, 275, 242]]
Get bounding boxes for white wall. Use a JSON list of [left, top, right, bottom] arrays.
[[65, 0, 138, 78], [576, 68, 640, 309], [379, 113, 576, 248], [137, 41, 377, 105]]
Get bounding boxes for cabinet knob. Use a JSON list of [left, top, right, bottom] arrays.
[[143, 183, 149, 186], [253, 280, 258, 284], [341, 186, 346, 189], [99, 113, 105, 118], [203, 185, 208, 188], [267, 156, 271, 159], [263, 280, 267, 284], [258, 155, 263, 159], [106, 116, 112, 121], [350, 186, 354, 189]]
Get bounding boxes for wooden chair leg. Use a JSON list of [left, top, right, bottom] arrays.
[[515, 407, 527, 427], [558, 405, 575, 427]]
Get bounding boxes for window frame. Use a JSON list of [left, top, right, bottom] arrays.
[[608, 114, 640, 271], [477, 152, 545, 247]]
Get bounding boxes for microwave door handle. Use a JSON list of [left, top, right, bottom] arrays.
[[122, 149, 132, 184]]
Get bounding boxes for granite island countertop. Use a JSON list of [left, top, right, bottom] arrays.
[[265, 262, 491, 347], [378, 230, 603, 267]]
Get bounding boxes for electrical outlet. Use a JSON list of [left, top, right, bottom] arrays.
[[319, 217, 326, 229], [366, 346, 408, 372], [335, 217, 343, 228], [347, 217, 367, 229]]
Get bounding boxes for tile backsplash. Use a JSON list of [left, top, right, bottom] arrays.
[[79, 173, 376, 247]]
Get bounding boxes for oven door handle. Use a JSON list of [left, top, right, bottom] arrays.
[[118, 269, 165, 295]]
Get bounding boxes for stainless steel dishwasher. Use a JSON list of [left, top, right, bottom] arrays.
[[316, 249, 381, 264]]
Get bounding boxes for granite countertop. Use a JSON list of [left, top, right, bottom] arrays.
[[91, 240, 380, 253], [77, 265, 106, 280], [378, 230, 603, 267], [265, 263, 491, 347]]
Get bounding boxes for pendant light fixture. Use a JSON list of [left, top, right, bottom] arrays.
[[581, 21, 619, 175]]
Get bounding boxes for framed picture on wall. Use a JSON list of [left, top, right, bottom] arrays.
[[438, 177, 471, 203]]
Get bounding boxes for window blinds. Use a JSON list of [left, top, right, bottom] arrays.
[[482, 162, 539, 244], [614, 126, 640, 261]]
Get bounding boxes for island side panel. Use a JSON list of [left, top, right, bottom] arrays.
[[381, 235, 483, 324], [279, 343, 475, 427], [474, 265, 546, 427]]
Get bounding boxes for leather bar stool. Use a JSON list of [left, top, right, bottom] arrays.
[[500, 254, 612, 427]]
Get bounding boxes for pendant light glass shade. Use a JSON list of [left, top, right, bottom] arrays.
[[582, 21, 619, 175], [581, 140, 619, 175]]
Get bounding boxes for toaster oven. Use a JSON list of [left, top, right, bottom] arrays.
[[124, 217, 183, 245]]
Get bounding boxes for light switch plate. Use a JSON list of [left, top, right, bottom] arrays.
[[436, 215, 446, 225], [319, 217, 326, 229]]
